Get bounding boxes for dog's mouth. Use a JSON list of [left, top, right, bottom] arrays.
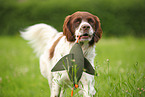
[[77, 33, 92, 41]]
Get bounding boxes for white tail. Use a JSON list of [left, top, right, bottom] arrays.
[[20, 23, 58, 56]]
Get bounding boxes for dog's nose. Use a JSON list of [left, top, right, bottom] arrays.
[[82, 25, 90, 31]]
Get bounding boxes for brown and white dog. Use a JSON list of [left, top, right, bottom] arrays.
[[21, 11, 102, 97]]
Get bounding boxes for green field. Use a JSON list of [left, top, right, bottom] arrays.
[[0, 36, 145, 97]]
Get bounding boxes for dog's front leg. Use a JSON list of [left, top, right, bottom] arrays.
[[51, 82, 60, 97], [50, 72, 63, 97], [80, 73, 96, 97], [50, 79, 61, 97]]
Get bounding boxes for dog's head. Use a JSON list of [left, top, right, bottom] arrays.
[[63, 11, 102, 46]]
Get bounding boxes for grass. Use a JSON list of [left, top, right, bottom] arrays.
[[0, 36, 145, 97]]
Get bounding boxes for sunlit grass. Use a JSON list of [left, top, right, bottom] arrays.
[[94, 37, 145, 97], [0, 36, 145, 97]]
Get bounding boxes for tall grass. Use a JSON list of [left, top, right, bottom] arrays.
[[94, 37, 145, 97], [0, 36, 145, 97]]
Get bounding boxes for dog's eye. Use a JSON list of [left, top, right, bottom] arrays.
[[88, 18, 94, 24], [75, 18, 81, 24], [74, 18, 82, 27]]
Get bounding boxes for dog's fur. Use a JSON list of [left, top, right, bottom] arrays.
[[21, 11, 102, 97]]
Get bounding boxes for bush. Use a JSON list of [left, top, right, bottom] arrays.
[[0, 0, 145, 37]]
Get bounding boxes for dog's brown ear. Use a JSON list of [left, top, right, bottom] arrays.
[[63, 15, 75, 42], [89, 16, 103, 46], [95, 16, 103, 41]]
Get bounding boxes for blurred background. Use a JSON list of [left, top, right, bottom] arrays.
[[1, 0, 145, 96], [0, 0, 145, 37]]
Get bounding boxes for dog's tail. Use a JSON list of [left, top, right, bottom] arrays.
[[20, 23, 58, 57]]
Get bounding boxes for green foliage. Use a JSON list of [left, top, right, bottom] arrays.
[[0, 36, 145, 96], [0, 0, 145, 36]]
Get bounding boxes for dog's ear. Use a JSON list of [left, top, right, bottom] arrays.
[[94, 16, 103, 41], [63, 15, 76, 42], [89, 16, 103, 46]]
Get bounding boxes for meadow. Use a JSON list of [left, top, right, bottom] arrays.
[[0, 36, 145, 97]]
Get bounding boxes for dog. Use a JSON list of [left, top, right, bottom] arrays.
[[21, 11, 102, 97]]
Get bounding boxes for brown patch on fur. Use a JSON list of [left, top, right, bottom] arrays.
[[49, 35, 63, 59], [63, 15, 76, 42], [89, 16, 103, 46]]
